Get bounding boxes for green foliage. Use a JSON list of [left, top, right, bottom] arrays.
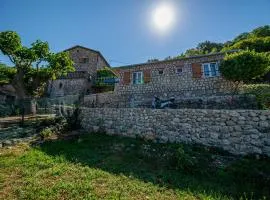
[[197, 40, 224, 54], [0, 31, 22, 55], [174, 145, 196, 173], [220, 50, 270, 83], [47, 51, 75, 80], [241, 84, 270, 109], [93, 67, 117, 93], [179, 41, 224, 57], [251, 25, 270, 37], [147, 58, 160, 63], [224, 36, 270, 52], [0, 31, 74, 98], [0, 63, 16, 84], [39, 127, 53, 140], [231, 32, 250, 44], [96, 66, 116, 78], [174, 25, 270, 60]]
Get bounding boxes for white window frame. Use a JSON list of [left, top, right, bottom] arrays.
[[202, 62, 220, 78], [132, 71, 144, 84]]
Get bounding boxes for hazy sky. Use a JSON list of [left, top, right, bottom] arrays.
[[1, 0, 270, 67]]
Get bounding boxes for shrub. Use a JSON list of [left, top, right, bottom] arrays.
[[39, 127, 53, 140], [241, 84, 270, 109], [174, 145, 196, 173], [220, 50, 270, 84]]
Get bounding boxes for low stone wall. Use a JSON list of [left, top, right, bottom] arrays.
[[80, 108, 270, 156], [82, 91, 258, 109]]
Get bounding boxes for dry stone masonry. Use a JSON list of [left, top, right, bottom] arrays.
[[80, 108, 270, 156]]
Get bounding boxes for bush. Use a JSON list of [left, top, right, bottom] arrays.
[[174, 145, 196, 173], [241, 84, 270, 109], [226, 37, 270, 53], [220, 50, 270, 83], [39, 127, 53, 140]]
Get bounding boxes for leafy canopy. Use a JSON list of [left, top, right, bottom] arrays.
[[0, 31, 74, 97], [220, 50, 270, 83], [0, 63, 16, 85]]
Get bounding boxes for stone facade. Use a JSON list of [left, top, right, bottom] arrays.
[[113, 53, 235, 98], [48, 45, 109, 97], [48, 46, 238, 107], [80, 108, 270, 156]]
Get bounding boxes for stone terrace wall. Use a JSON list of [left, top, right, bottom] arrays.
[[80, 108, 270, 156], [82, 91, 258, 109]]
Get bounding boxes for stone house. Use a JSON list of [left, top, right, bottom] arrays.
[[48, 45, 110, 97], [48, 45, 235, 103], [113, 52, 234, 99]]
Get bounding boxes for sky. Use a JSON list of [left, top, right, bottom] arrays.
[[1, 0, 270, 67]]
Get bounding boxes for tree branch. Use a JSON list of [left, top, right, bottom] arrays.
[[7, 55, 15, 64]]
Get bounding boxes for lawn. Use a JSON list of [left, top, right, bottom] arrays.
[[1, 132, 270, 200]]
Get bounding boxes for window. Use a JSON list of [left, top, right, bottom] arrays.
[[176, 68, 182, 74], [202, 62, 219, 77], [132, 71, 143, 84], [79, 57, 89, 63], [158, 69, 163, 75], [59, 82, 63, 89]]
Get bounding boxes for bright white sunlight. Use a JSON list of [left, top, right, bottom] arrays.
[[152, 2, 176, 33]]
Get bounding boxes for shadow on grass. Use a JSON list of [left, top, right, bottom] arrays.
[[37, 132, 270, 199]]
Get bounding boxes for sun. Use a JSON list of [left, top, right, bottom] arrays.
[[152, 3, 175, 32]]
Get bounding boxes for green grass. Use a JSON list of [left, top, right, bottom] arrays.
[[1, 133, 270, 200]]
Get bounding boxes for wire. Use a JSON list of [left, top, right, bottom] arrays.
[[108, 59, 131, 65]]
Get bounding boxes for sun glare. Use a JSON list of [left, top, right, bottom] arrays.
[[152, 3, 175, 33]]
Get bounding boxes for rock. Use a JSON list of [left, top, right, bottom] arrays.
[[173, 118, 180, 123], [226, 120, 235, 126], [252, 117, 260, 122], [159, 136, 168, 143], [3, 140, 12, 146], [93, 126, 100, 132], [106, 129, 115, 135], [259, 121, 269, 128]]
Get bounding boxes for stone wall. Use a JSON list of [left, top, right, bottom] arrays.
[[48, 46, 109, 97], [80, 108, 270, 156], [114, 53, 235, 98], [48, 79, 90, 97], [82, 91, 258, 109]]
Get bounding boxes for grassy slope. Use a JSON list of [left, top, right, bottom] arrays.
[[1, 133, 270, 200]]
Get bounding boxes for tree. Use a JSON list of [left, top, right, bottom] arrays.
[[224, 36, 270, 53], [0, 31, 74, 117], [251, 25, 270, 38], [197, 40, 223, 54], [0, 63, 16, 85], [147, 58, 159, 63], [0, 31, 74, 99], [232, 32, 250, 44], [220, 50, 270, 93], [178, 41, 224, 58]]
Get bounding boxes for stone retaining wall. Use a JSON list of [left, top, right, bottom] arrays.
[[82, 92, 258, 109], [80, 108, 270, 156]]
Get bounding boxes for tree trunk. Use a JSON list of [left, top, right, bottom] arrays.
[[11, 68, 37, 124]]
